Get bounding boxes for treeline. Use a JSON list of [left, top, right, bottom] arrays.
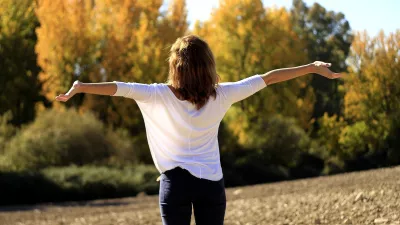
[[0, 0, 399, 205]]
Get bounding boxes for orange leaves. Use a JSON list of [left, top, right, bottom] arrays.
[[36, 0, 95, 102], [35, 0, 188, 127], [193, 0, 314, 139]]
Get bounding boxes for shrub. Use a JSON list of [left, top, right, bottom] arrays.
[[0, 111, 17, 154], [239, 114, 311, 167], [0, 165, 159, 206], [2, 108, 136, 171], [220, 114, 312, 186]]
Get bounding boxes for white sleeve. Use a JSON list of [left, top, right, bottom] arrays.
[[112, 81, 155, 103], [219, 75, 266, 105]]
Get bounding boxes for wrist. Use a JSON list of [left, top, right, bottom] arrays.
[[306, 63, 316, 74], [76, 82, 86, 93]]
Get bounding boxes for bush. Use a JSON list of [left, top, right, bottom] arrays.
[[289, 152, 324, 179], [235, 114, 311, 167], [0, 170, 63, 205], [316, 113, 395, 174], [0, 111, 17, 154], [0, 165, 159, 206], [220, 114, 312, 186], [2, 108, 137, 170]]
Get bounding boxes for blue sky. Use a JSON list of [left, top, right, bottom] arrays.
[[164, 0, 400, 36]]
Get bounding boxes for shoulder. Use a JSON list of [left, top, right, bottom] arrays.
[[152, 83, 168, 91]]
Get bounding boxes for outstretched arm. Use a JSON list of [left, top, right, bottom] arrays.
[[261, 61, 342, 85], [55, 81, 117, 102]]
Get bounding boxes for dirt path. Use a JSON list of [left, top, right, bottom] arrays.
[[1, 166, 399, 225]]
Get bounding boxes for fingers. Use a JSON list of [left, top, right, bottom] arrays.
[[325, 73, 342, 79], [55, 94, 69, 102], [314, 61, 332, 68], [332, 73, 342, 79], [323, 63, 331, 68]]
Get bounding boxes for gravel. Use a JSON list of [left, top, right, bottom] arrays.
[[0, 166, 399, 225]]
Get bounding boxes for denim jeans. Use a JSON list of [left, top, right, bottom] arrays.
[[159, 167, 226, 225]]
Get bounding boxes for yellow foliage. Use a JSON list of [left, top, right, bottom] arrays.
[[193, 0, 315, 144], [35, 0, 188, 128], [345, 30, 400, 121]]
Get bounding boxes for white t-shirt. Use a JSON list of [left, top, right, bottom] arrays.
[[112, 75, 267, 181]]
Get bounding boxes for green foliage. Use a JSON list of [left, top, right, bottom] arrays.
[[316, 113, 347, 159], [194, 1, 315, 130], [0, 111, 17, 153], [0, 0, 49, 126], [0, 165, 159, 205], [35, 0, 188, 133], [339, 121, 372, 158], [225, 112, 310, 167], [220, 114, 313, 186], [325, 30, 400, 171], [1, 0, 399, 205], [41, 165, 159, 197], [245, 114, 311, 167], [322, 156, 345, 175], [2, 108, 137, 170], [0, 170, 62, 205], [291, 0, 353, 119], [317, 112, 392, 173]]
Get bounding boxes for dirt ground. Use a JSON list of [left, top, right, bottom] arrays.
[[0, 166, 399, 225]]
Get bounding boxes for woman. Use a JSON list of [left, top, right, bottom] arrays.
[[55, 35, 341, 225]]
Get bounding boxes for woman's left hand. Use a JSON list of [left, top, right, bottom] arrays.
[[311, 61, 342, 79]]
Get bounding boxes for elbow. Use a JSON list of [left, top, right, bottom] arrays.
[[261, 74, 277, 86]]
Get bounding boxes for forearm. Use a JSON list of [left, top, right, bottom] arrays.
[[79, 82, 117, 96], [261, 64, 314, 85]]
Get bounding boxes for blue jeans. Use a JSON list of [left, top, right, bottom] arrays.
[[159, 167, 226, 225]]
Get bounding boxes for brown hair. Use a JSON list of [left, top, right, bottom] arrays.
[[167, 35, 219, 110]]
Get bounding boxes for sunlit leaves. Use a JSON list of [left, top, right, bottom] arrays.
[[35, 0, 187, 132], [193, 0, 314, 148]]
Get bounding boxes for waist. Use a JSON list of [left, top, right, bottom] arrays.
[[163, 166, 224, 182]]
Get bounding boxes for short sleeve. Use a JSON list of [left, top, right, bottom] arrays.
[[218, 75, 266, 105], [112, 81, 155, 103]]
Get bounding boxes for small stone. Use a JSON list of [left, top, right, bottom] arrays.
[[355, 192, 364, 202], [233, 189, 243, 195], [374, 218, 389, 224], [314, 218, 321, 224], [344, 218, 352, 224]]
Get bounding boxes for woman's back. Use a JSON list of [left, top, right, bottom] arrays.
[[112, 74, 266, 180], [54, 32, 341, 225]]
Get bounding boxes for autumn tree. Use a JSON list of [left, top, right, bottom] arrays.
[[0, 0, 49, 126], [35, 0, 188, 163], [35, 0, 98, 112], [159, 0, 188, 46], [317, 30, 400, 171], [343, 30, 400, 165], [193, 0, 314, 149], [35, 0, 186, 115], [291, 0, 353, 122]]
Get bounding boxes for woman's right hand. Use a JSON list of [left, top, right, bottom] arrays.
[[55, 80, 83, 102]]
